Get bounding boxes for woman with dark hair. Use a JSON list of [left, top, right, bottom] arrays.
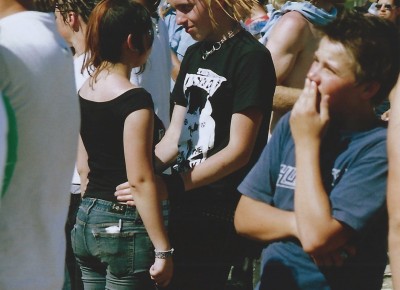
[[73, 0, 173, 288]]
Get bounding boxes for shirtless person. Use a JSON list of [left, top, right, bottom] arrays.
[[265, 0, 338, 130]]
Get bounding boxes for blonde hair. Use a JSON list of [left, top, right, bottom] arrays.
[[204, 0, 258, 25]]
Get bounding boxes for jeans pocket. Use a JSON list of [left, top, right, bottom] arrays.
[[92, 223, 153, 277]]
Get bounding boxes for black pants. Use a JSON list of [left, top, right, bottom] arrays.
[[167, 198, 244, 290]]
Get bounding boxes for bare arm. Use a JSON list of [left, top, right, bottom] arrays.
[[388, 75, 400, 290], [180, 107, 264, 191], [234, 195, 298, 242], [124, 108, 172, 286], [170, 50, 181, 82], [76, 135, 89, 194], [272, 86, 303, 112], [115, 104, 186, 203], [266, 13, 309, 113], [154, 104, 187, 172], [290, 79, 353, 255]]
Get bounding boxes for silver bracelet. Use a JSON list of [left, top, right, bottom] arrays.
[[154, 248, 174, 259]]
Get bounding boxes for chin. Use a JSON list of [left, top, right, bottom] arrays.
[[190, 33, 203, 42]]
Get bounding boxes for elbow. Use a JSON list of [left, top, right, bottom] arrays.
[[234, 218, 255, 241], [297, 228, 332, 255], [300, 234, 338, 256], [234, 201, 254, 239], [234, 212, 247, 237], [301, 238, 326, 255], [235, 151, 253, 170], [77, 166, 89, 178], [128, 176, 154, 197]]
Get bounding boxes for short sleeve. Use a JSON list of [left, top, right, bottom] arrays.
[[331, 138, 387, 232], [232, 49, 276, 114], [118, 89, 154, 120]]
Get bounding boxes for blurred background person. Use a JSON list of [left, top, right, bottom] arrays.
[[0, 0, 80, 289], [53, 0, 100, 289]]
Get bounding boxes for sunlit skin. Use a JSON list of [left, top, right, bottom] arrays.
[[307, 37, 368, 123], [169, 0, 238, 42]]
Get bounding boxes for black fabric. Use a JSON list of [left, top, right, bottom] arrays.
[[167, 29, 276, 290], [171, 29, 276, 201], [161, 172, 185, 201], [80, 88, 164, 200]]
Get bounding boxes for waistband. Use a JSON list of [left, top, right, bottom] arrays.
[[81, 197, 139, 216], [81, 197, 170, 218]]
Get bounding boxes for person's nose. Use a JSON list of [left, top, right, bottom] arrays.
[[307, 63, 320, 84], [176, 10, 186, 26]]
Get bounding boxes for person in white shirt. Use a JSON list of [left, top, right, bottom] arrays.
[[0, 0, 80, 289]]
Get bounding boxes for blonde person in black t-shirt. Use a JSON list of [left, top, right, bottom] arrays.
[[74, 0, 173, 288], [115, 1, 276, 289]]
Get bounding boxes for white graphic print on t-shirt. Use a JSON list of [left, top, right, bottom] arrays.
[[175, 69, 226, 171]]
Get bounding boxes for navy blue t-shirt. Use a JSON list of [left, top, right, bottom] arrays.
[[238, 113, 388, 290]]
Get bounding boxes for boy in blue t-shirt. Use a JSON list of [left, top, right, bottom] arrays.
[[235, 11, 399, 290]]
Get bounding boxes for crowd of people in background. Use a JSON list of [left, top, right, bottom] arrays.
[[1, 0, 400, 290]]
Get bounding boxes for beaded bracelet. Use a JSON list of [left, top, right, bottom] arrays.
[[154, 248, 174, 259]]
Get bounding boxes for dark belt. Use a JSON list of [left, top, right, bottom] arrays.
[[81, 197, 143, 224]]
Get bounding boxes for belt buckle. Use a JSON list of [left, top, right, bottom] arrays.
[[109, 203, 127, 214]]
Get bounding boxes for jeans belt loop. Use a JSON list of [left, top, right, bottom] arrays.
[[86, 198, 97, 215]]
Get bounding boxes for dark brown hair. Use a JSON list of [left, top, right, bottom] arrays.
[[321, 10, 400, 105], [83, 0, 154, 81]]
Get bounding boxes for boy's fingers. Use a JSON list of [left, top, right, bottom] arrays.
[[320, 95, 330, 122]]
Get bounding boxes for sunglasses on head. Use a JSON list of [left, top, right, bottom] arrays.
[[376, 3, 394, 10]]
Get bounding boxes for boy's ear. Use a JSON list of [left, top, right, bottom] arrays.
[[360, 81, 381, 101]]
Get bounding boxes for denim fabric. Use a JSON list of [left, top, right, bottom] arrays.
[[65, 190, 83, 290], [71, 198, 158, 290]]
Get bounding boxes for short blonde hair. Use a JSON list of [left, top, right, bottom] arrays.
[[205, 0, 257, 25]]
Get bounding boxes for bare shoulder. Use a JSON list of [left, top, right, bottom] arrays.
[[79, 74, 136, 102], [267, 11, 312, 54], [271, 11, 311, 38]]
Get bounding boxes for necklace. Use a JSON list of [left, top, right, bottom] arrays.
[[201, 27, 242, 60]]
